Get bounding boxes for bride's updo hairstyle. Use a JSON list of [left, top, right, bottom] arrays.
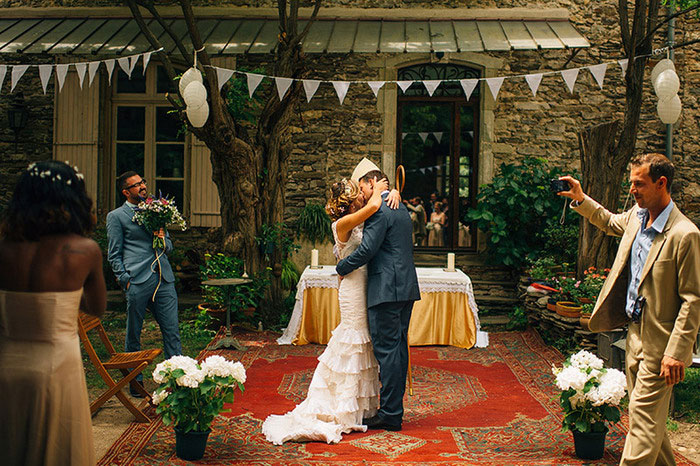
[[326, 178, 360, 221]]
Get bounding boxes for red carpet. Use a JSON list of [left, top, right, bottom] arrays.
[[98, 328, 694, 465]]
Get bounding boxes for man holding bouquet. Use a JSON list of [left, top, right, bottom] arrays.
[[107, 171, 182, 397]]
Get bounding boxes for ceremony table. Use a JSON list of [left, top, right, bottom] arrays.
[[278, 266, 488, 348]]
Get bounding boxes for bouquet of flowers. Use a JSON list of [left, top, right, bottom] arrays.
[[152, 355, 246, 433], [552, 350, 627, 433], [132, 193, 187, 250]]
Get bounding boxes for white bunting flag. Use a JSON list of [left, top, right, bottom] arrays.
[[423, 80, 441, 97], [246, 73, 264, 98], [525, 73, 543, 97], [39, 65, 53, 94], [618, 59, 629, 78], [433, 132, 443, 143], [118, 57, 131, 79], [275, 77, 293, 101], [460, 79, 479, 100], [468, 131, 474, 138], [418, 132, 429, 143], [396, 80, 413, 93], [420, 168, 426, 174], [588, 63, 607, 89], [129, 55, 139, 75], [74, 63, 87, 89], [485, 77, 505, 101], [88, 62, 100, 86], [10, 65, 29, 92], [332, 81, 350, 105], [215, 67, 235, 91], [55, 64, 69, 92], [303, 79, 320, 102], [105, 59, 116, 85], [560, 68, 579, 94], [367, 81, 385, 97], [402, 132, 408, 140], [142, 52, 153, 74], [0, 65, 7, 92]]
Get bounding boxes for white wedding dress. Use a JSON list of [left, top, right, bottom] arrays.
[[262, 222, 380, 445]]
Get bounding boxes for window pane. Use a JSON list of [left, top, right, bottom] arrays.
[[156, 107, 184, 142], [116, 64, 146, 93], [156, 144, 185, 178], [156, 179, 184, 212], [117, 107, 145, 141], [458, 105, 476, 248], [157, 66, 178, 94], [115, 143, 145, 203]]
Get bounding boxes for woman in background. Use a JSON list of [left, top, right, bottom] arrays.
[[428, 201, 447, 247]]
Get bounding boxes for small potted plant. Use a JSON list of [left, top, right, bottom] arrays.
[[152, 355, 246, 461], [578, 266, 609, 305], [556, 276, 583, 318], [552, 350, 627, 460], [198, 253, 245, 327], [579, 303, 595, 329]]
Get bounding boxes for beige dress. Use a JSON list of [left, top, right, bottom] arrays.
[[0, 289, 95, 466]]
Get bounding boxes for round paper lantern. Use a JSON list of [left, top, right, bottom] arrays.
[[657, 94, 682, 124], [186, 103, 209, 128], [178, 67, 203, 95], [651, 58, 675, 86], [654, 69, 680, 99], [183, 81, 207, 109]]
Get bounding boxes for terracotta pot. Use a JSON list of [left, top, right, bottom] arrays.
[[579, 297, 593, 304], [242, 306, 256, 318], [579, 315, 592, 329], [546, 298, 558, 312], [198, 302, 226, 328], [556, 301, 582, 318]]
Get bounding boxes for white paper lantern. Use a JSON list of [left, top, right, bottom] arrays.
[[651, 58, 675, 86], [186, 103, 209, 128], [657, 94, 682, 124], [178, 67, 203, 95], [183, 81, 207, 109], [654, 69, 680, 98]]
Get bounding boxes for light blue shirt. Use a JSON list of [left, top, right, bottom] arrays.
[[625, 200, 674, 317]]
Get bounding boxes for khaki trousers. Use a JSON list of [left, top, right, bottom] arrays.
[[621, 325, 676, 466]]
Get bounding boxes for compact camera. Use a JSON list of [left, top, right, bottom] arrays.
[[549, 179, 571, 193]]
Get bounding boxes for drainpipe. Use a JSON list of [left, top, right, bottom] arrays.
[[666, 0, 675, 161]]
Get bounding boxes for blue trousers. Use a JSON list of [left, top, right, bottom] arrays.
[[367, 300, 414, 425], [125, 273, 182, 380]]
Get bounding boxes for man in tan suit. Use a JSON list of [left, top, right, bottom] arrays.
[[560, 153, 700, 465]]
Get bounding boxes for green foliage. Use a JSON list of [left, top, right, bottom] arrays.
[[296, 203, 333, 245], [506, 306, 528, 331], [179, 308, 215, 347], [92, 224, 120, 290], [255, 222, 300, 260], [528, 256, 559, 282], [225, 68, 265, 124], [465, 157, 578, 268], [281, 259, 300, 291], [672, 367, 700, 423], [537, 222, 580, 266]]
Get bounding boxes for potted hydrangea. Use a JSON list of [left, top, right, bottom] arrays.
[[152, 355, 246, 461], [552, 350, 627, 460]]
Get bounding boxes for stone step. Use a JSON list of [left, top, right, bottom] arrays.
[[480, 315, 510, 325]]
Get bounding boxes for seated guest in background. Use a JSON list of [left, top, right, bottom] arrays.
[[428, 201, 446, 247], [107, 171, 181, 397], [406, 196, 427, 246], [0, 161, 106, 465]]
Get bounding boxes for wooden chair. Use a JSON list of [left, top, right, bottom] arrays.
[[77, 312, 162, 423]]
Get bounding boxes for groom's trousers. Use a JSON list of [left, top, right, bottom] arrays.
[[367, 300, 414, 425]]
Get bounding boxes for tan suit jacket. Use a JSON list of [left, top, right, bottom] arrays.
[[574, 196, 700, 367]]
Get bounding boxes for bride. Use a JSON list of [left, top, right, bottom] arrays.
[[262, 177, 400, 445]]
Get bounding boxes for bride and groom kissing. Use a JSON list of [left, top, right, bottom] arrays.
[[263, 158, 421, 445]]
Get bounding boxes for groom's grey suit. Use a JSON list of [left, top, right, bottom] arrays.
[[336, 192, 420, 426]]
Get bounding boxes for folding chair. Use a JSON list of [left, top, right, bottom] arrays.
[[77, 312, 162, 423]]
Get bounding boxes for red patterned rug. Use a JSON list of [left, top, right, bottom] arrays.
[[98, 328, 694, 465]]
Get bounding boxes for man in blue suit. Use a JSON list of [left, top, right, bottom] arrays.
[[107, 171, 182, 396], [336, 166, 420, 431]]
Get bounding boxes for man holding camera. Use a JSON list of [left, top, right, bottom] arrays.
[[559, 153, 700, 465]]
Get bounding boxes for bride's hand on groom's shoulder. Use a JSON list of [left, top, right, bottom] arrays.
[[386, 188, 401, 210]]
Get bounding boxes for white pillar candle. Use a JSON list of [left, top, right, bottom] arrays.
[[311, 249, 319, 267], [447, 253, 455, 271]]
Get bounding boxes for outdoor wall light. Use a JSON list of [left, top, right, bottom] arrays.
[[8, 92, 28, 151]]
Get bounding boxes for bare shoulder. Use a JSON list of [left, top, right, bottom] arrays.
[[60, 235, 102, 260]]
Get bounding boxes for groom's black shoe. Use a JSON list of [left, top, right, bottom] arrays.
[[363, 415, 401, 431]]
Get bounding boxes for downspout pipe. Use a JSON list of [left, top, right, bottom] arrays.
[[666, 0, 675, 161]]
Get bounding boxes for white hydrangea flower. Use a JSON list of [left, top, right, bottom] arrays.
[[555, 365, 588, 392], [176, 367, 205, 388], [153, 355, 198, 384], [230, 361, 247, 384], [152, 390, 169, 405], [569, 350, 604, 370], [201, 355, 235, 378], [587, 369, 627, 406]]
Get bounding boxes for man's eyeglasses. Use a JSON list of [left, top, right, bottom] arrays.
[[125, 179, 147, 190]]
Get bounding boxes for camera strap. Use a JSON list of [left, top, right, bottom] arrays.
[[559, 197, 567, 225]]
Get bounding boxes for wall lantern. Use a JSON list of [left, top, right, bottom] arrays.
[[8, 92, 28, 150]]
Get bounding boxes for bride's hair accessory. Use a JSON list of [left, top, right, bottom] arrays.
[[26, 161, 84, 185], [326, 178, 360, 221]]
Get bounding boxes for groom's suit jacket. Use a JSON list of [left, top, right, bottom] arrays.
[[106, 202, 175, 290], [336, 192, 420, 308], [574, 196, 700, 367]]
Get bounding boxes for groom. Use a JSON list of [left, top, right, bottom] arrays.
[[336, 158, 420, 431]]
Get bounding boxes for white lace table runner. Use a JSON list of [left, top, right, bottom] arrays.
[[278, 266, 487, 347]]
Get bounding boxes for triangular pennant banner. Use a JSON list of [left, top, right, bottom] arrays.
[[332, 81, 350, 105], [118, 57, 131, 79], [423, 80, 441, 97], [468, 131, 474, 138], [129, 55, 139, 75], [0, 65, 7, 93], [215, 67, 235, 91], [433, 132, 443, 143], [105, 59, 115, 85], [420, 168, 426, 174], [418, 132, 429, 142], [88, 61, 100, 86], [74, 63, 87, 89], [142, 52, 153, 74], [275, 77, 293, 101], [367, 81, 385, 97], [55, 64, 69, 92], [485, 77, 505, 101], [525, 73, 543, 97], [560, 68, 579, 94], [460, 79, 479, 100], [303, 79, 320, 102], [10, 65, 29, 92], [588, 63, 607, 89], [402, 132, 408, 140], [396, 80, 413, 93], [246, 73, 264, 98], [618, 59, 629, 79], [39, 64, 53, 94]]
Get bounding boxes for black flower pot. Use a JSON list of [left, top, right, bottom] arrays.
[[572, 427, 608, 460], [175, 427, 211, 461]]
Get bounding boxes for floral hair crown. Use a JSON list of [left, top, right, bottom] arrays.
[[340, 178, 353, 197], [26, 161, 84, 186]]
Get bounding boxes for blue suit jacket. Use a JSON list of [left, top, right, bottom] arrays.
[[336, 193, 420, 308], [106, 202, 175, 290]]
